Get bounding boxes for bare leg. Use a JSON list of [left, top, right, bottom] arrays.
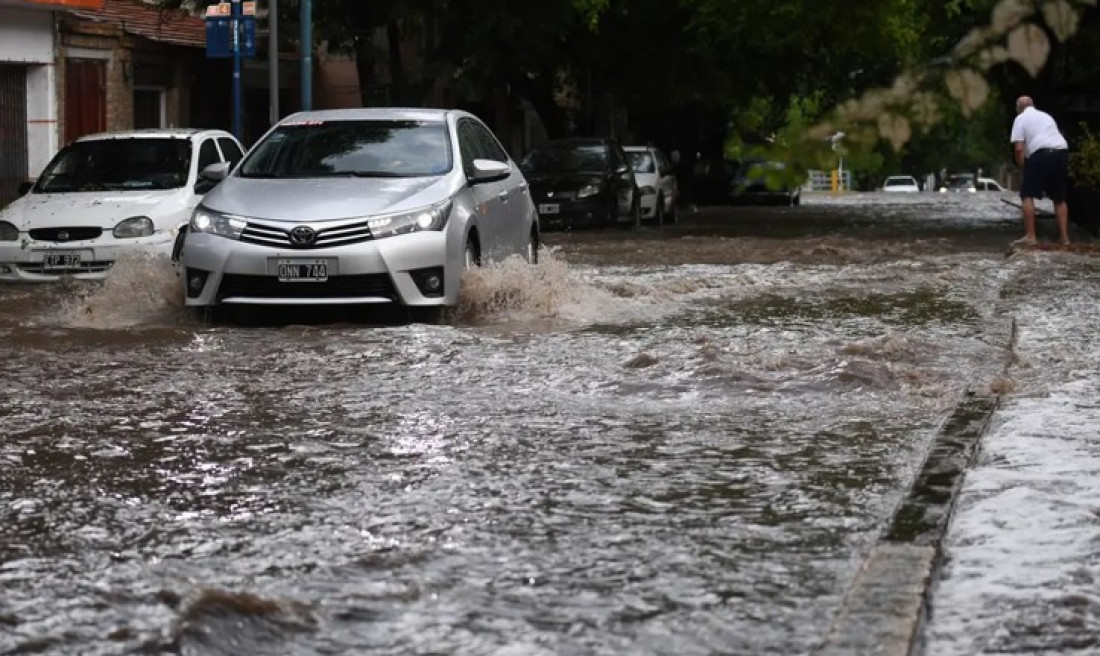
[[1019, 197, 1038, 243], [1054, 200, 1070, 245]]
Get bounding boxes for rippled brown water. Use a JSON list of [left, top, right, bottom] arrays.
[[0, 194, 1090, 655]]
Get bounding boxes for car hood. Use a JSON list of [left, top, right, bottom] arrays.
[[525, 173, 605, 191], [203, 175, 451, 221], [2, 189, 186, 230]]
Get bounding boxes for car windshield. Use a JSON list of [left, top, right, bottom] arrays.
[[885, 177, 914, 186], [35, 138, 192, 193], [626, 151, 655, 174], [239, 119, 452, 178], [521, 144, 608, 174]]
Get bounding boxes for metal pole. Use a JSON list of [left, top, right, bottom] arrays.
[[268, 0, 279, 125], [232, 0, 243, 140], [300, 0, 311, 110]]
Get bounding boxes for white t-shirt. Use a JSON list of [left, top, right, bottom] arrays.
[[1010, 107, 1068, 157]]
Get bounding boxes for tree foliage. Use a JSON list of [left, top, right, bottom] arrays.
[[157, 0, 1099, 182]]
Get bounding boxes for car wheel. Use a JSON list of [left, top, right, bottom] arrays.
[[791, 192, 801, 207], [526, 228, 539, 264], [655, 194, 665, 226], [464, 234, 481, 269]]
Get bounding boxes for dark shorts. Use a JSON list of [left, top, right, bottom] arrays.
[[1020, 148, 1069, 202]]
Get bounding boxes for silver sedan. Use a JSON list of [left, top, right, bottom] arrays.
[[176, 108, 539, 319]]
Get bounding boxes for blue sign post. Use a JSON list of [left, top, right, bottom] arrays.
[[205, 1, 257, 141]]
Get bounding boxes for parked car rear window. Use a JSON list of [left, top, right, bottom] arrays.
[[36, 138, 192, 192], [521, 143, 608, 174], [238, 120, 452, 178]]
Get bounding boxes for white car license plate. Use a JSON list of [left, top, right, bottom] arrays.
[[42, 250, 83, 271], [276, 258, 330, 282], [538, 203, 560, 215]]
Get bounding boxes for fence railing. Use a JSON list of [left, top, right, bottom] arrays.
[[804, 169, 853, 192]]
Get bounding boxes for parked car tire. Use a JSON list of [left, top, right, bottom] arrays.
[[527, 228, 539, 264]]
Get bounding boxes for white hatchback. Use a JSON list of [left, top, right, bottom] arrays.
[[882, 175, 921, 192], [624, 145, 679, 224], [0, 128, 244, 281]]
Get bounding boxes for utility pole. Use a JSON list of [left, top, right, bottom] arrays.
[[268, 0, 279, 125], [231, 0, 243, 140], [300, 0, 311, 110]]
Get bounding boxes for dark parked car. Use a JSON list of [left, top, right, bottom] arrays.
[[520, 138, 640, 228], [729, 158, 802, 206]]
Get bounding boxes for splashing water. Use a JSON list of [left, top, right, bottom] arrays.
[[57, 252, 184, 328], [453, 248, 640, 325]]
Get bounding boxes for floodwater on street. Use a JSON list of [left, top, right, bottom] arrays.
[[1, 191, 1096, 655]]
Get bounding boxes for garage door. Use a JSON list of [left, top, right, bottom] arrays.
[[0, 64, 28, 209]]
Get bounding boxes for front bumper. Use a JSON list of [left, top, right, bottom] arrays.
[[534, 196, 606, 226], [0, 233, 175, 282], [181, 231, 455, 308]]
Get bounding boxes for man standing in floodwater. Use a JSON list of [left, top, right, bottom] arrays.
[[1010, 95, 1070, 246]]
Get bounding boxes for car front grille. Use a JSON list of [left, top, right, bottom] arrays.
[[29, 227, 103, 242], [20, 261, 113, 274], [239, 219, 374, 249], [217, 273, 397, 301]]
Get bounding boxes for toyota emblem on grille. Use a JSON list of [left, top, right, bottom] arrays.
[[289, 226, 316, 246], [57, 231, 69, 242]]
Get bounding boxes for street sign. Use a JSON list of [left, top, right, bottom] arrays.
[[204, 12, 256, 58]]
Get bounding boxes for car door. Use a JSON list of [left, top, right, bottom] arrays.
[[471, 119, 528, 255], [457, 118, 507, 260]]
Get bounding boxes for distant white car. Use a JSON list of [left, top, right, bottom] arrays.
[[882, 175, 920, 192], [624, 145, 679, 224], [975, 177, 1007, 192], [938, 175, 1008, 193], [0, 128, 244, 281]]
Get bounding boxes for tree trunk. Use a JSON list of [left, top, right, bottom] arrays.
[[386, 19, 405, 106], [354, 35, 378, 107], [517, 72, 570, 139]]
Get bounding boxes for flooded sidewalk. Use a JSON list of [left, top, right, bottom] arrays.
[[922, 252, 1100, 655]]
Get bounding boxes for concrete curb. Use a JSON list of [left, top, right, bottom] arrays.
[[816, 317, 1016, 656]]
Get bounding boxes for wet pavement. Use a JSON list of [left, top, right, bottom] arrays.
[[0, 191, 1096, 655]]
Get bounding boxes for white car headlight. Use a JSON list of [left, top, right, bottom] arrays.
[[190, 206, 247, 240], [368, 200, 452, 239], [576, 184, 601, 199], [0, 221, 18, 241], [112, 216, 154, 239]]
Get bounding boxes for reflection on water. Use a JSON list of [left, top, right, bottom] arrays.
[[0, 193, 1095, 655]]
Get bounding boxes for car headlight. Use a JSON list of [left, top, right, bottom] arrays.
[[638, 185, 656, 196], [0, 221, 17, 241], [368, 200, 452, 239], [576, 184, 601, 199], [113, 216, 154, 239], [190, 206, 247, 240]]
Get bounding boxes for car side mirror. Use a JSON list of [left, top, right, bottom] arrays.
[[469, 158, 510, 184], [17, 181, 33, 196], [195, 161, 231, 194]]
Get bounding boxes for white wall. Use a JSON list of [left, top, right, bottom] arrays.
[[0, 6, 58, 178], [0, 6, 54, 63]]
